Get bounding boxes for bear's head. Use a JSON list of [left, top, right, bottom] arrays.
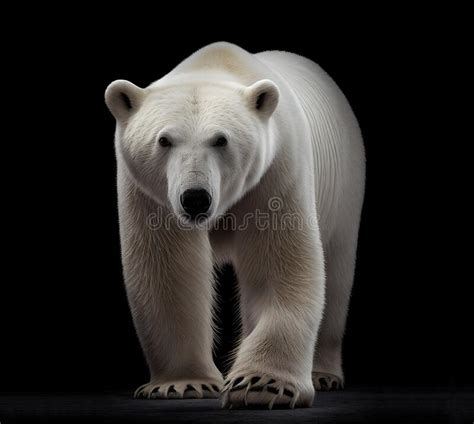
[[105, 78, 279, 225]]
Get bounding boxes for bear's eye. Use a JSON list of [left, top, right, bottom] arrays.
[[158, 137, 172, 147], [213, 136, 228, 147]]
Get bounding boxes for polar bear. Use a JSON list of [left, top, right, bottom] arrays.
[[105, 42, 365, 409]]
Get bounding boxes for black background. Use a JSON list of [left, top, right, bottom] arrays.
[[1, 13, 469, 394]]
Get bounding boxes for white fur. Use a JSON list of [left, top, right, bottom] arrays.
[[105, 42, 365, 408]]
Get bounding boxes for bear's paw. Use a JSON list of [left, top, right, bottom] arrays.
[[312, 372, 344, 391], [221, 372, 314, 409], [134, 379, 222, 399]]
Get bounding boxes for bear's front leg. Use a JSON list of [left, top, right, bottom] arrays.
[[224, 212, 325, 409], [118, 177, 223, 399]]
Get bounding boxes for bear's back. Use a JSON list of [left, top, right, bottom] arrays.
[[255, 50, 365, 243]]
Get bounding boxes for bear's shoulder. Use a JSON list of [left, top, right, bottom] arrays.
[[168, 42, 268, 84]]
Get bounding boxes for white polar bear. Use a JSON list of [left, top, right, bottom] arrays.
[[105, 42, 365, 409]]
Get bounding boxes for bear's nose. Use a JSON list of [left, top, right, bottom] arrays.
[[180, 189, 212, 218]]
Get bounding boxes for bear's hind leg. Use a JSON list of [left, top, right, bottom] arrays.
[[312, 235, 358, 390]]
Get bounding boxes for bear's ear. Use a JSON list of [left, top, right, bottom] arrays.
[[244, 79, 280, 119], [105, 80, 145, 122]]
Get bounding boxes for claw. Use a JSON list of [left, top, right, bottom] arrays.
[[166, 385, 176, 398], [146, 386, 156, 399], [194, 384, 204, 398], [185, 384, 195, 392], [290, 389, 300, 409], [146, 384, 160, 399], [229, 375, 253, 392], [183, 384, 202, 398], [232, 377, 244, 387], [150, 386, 160, 398], [268, 386, 284, 410], [268, 394, 278, 409], [243, 382, 252, 406], [134, 383, 148, 398]]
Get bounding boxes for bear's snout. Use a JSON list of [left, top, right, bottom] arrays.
[[180, 189, 212, 219]]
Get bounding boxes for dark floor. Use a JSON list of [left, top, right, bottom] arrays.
[[0, 386, 472, 423]]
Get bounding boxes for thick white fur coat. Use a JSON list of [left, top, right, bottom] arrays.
[[105, 42, 365, 408]]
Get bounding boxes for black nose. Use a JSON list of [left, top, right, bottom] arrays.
[[180, 189, 212, 218]]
